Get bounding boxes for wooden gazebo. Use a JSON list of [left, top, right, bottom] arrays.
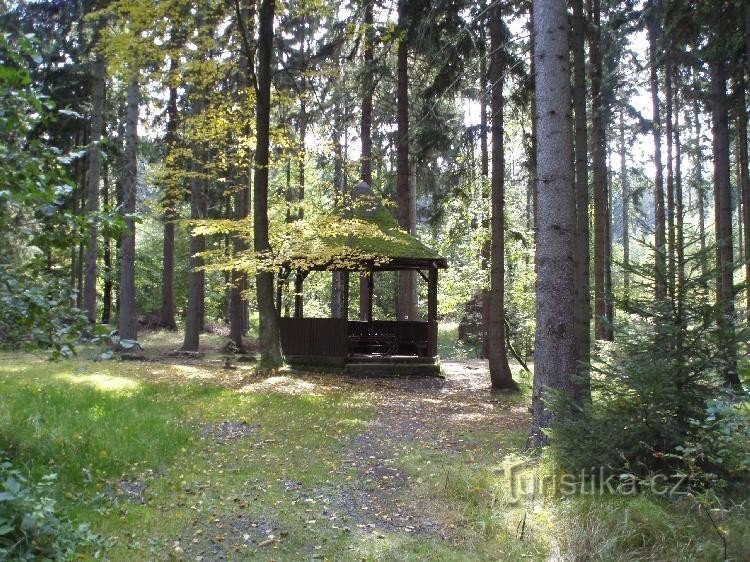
[[275, 184, 448, 376]]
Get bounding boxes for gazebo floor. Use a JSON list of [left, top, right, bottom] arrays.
[[283, 354, 442, 377], [344, 355, 442, 378]]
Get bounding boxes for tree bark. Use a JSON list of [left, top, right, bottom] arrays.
[[674, 76, 685, 328], [648, 0, 667, 301], [620, 111, 630, 304], [589, 0, 612, 341], [529, 0, 579, 446], [571, 0, 590, 366], [710, 61, 739, 387], [396, 0, 417, 321], [182, 154, 206, 351], [254, 0, 284, 369], [736, 71, 750, 318], [229, 185, 248, 350], [665, 59, 676, 303], [480, 25, 490, 359], [160, 73, 178, 330], [118, 77, 139, 341], [358, 0, 374, 321], [83, 52, 105, 324], [488, 6, 517, 390], [744, 0, 750, 316], [102, 163, 113, 324], [693, 94, 708, 281], [331, 99, 348, 319]]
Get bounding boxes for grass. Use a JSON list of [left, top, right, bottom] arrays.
[[437, 322, 481, 359], [1, 331, 749, 560]]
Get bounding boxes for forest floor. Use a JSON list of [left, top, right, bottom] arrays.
[[1, 329, 748, 561]]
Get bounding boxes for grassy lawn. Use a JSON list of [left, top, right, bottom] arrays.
[[1, 331, 748, 560]]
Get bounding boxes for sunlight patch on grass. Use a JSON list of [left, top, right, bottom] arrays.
[[239, 375, 323, 395], [55, 372, 141, 392]]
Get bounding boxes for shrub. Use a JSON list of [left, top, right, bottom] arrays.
[[0, 452, 100, 560], [550, 254, 750, 493]]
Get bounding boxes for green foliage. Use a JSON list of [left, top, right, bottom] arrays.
[[0, 33, 77, 257], [0, 265, 89, 358], [0, 34, 92, 356], [550, 256, 750, 492], [0, 452, 100, 561], [134, 217, 189, 316]]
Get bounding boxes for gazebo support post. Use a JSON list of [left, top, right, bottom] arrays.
[[341, 271, 349, 320], [276, 268, 284, 317], [428, 266, 438, 355], [359, 273, 370, 320]]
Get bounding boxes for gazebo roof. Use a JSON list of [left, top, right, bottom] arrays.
[[275, 187, 447, 273]]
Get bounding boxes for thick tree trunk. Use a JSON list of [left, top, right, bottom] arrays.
[[710, 61, 740, 387], [160, 78, 178, 330], [255, 0, 284, 369], [118, 78, 139, 341], [488, 6, 516, 390], [648, 1, 667, 301], [396, 1, 417, 321], [589, 0, 612, 341], [83, 53, 105, 323], [571, 0, 590, 367], [529, 0, 579, 446]]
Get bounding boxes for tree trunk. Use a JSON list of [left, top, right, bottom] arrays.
[[694, 95, 708, 281], [648, 1, 667, 301], [710, 60, 739, 387], [396, 0, 417, 321], [102, 163, 113, 324], [255, 0, 284, 369], [488, 6, 517, 390], [737, 72, 750, 318], [118, 78, 139, 341], [83, 52, 105, 323], [229, 185, 248, 350], [160, 75, 178, 330], [589, 0, 612, 341], [620, 111, 630, 304], [331, 99, 348, 319], [571, 0, 590, 367], [744, 0, 750, 316], [480, 26, 491, 359], [358, 0, 374, 320], [529, 0, 579, 446], [665, 60, 676, 303], [674, 77, 685, 328], [182, 155, 206, 351]]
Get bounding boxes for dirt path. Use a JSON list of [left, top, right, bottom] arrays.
[[317, 360, 529, 539], [136, 355, 530, 560]]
